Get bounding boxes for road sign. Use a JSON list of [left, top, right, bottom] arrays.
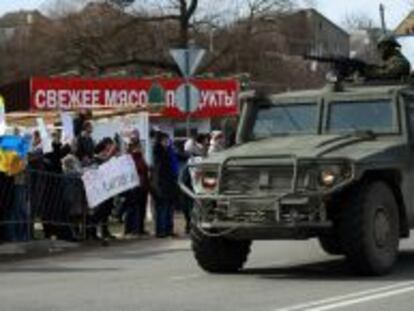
[[175, 83, 200, 113], [170, 45, 206, 135], [170, 48, 206, 77]]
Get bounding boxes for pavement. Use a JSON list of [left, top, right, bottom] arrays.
[[0, 240, 81, 257], [2, 236, 414, 310], [0, 213, 187, 261]]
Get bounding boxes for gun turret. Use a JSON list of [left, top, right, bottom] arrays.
[[304, 54, 373, 81]]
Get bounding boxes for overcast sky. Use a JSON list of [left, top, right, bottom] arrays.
[[0, 0, 412, 30]]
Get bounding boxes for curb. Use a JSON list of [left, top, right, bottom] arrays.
[[0, 235, 189, 263]]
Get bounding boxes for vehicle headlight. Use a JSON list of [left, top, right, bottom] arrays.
[[300, 162, 353, 190], [320, 168, 338, 187], [201, 172, 218, 190], [318, 164, 352, 188], [190, 167, 219, 194]]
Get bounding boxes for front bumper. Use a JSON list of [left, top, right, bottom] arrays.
[[178, 155, 353, 239], [199, 220, 332, 240], [188, 194, 331, 239]]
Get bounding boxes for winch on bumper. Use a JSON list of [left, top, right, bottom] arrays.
[[179, 155, 355, 240]]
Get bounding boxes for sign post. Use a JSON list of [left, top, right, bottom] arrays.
[[184, 49, 191, 137], [36, 117, 52, 153], [170, 45, 206, 137], [60, 112, 75, 144], [0, 96, 6, 135]]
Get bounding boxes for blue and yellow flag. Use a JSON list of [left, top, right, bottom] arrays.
[[0, 135, 30, 176]]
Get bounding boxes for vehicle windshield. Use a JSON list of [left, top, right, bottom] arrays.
[[327, 100, 396, 134], [251, 103, 318, 139]]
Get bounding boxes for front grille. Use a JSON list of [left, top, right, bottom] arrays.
[[226, 199, 278, 223], [220, 165, 294, 195]]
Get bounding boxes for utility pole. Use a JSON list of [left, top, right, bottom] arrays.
[[379, 4, 387, 34]]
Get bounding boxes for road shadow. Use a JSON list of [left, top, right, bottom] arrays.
[[100, 248, 191, 261], [0, 247, 191, 274], [242, 250, 414, 282]]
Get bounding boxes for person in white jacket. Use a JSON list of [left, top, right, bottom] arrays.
[[184, 135, 204, 157], [208, 131, 225, 155]]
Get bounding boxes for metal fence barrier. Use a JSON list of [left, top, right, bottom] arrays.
[[0, 170, 89, 242]]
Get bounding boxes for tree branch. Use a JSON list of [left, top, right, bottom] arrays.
[[186, 0, 198, 20], [98, 57, 179, 73]]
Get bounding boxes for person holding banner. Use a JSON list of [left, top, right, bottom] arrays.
[[88, 137, 117, 240], [124, 131, 150, 237]]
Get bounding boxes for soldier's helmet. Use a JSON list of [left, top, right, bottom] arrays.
[[377, 35, 401, 49]]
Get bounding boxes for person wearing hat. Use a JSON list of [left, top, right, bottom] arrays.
[[123, 129, 150, 237], [366, 35, 411, 80], [152, 132, 177, 237]]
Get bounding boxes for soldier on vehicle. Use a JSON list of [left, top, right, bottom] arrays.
[[365, 35, 411, 80]]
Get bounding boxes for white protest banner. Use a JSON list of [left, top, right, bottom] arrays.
[[82, 155, 140, 208], [60, 112, 74, 143], [0, 96, 6, 135], [36, 117, 53, 153]]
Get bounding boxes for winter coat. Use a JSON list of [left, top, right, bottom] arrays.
[[76, 133, 95, 165], [129, 150, 150, 193], [63, 171, 85, 216], [45, 142, 71, 173], [151, 143, 177, 201]]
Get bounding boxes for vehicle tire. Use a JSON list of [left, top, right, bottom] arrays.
[[191, 226, 252, 273], [318, 234, 343, 255], [339, 181, 399, 276]]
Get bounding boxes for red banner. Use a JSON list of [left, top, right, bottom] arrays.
[[30, 77, 239, 118]]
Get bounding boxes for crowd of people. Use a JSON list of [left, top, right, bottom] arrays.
[[0, 109, 232, 243]]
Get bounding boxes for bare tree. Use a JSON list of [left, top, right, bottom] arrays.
[[341, 11, 383, 63], [342, 12, 377, 31], [0, 0, 324, 90]]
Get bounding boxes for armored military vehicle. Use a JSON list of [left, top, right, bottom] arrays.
[[180, 79, 414, 276]]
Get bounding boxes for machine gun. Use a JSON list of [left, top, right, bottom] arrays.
[[304, 54, 375, 81]]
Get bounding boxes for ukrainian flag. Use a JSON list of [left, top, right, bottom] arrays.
[[0, 135, 30, 176]]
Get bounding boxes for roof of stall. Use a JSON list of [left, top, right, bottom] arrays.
[[5, 107, 162, 127]]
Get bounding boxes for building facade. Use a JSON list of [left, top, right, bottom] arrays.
[[395, 11, 414, 35], [0, 10, 47, 44], [280, 9, 350, 57]]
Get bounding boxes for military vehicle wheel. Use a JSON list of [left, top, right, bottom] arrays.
[[318, 234, 343, 255], [191, 226, 251, 273], [339, 181, 399, 276]]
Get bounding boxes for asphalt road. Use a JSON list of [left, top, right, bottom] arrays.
[[2, 237, 414, 311]]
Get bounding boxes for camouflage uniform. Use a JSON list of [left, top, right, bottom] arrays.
[[366, 36, 411, 80], [366, 50, 411, 80]]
